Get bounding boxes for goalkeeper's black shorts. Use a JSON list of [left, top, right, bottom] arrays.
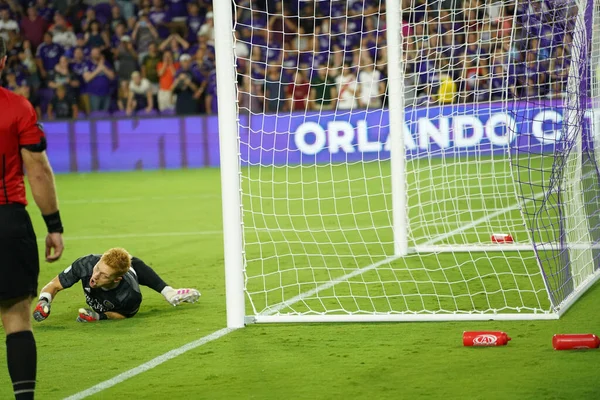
[[0, 204, 39, 301]]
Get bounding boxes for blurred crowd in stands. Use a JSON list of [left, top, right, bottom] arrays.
[[0, 0, 215, 119], [0, 0, 575, 120], [236, 0, 574, 114]]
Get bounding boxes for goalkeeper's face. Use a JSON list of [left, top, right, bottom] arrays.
[[89, 261, 124, 288]]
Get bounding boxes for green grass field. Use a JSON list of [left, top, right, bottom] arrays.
[[0, 166, 599, 400]]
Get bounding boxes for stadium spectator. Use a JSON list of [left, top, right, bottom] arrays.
[[336, 62, 359, 110], [117, 79, 130, 111], [234, 26, 250, 59], [0, 8, 19, 42], [3, 69, 19, 91], [109, 5, 127, 33], [149, 0, 171, 39], [263, 65, 285, 113], [114, 35, 138, 82], [204, 68, 216, 113], [132, 10, 159, 63], [83, 47, 115, 111], [80, 8, 97, 33], [69, 46, 86, 107], [375, 56, 389, 107], [437, 74, 457, 104], [36, 0, 55, 23], [248, 45, 266, 86], [197, 11, 214, 45], [548, 45, 568, 99], [19, 83, 42, 119], [47, 84, 78, 119], [159, 32, 189, 61], [165, 0, 189, 21], [3, 29, 20, 66], [267, 3, 297, 46], [309, 63, 338, 111], [286, 69, 309, 112], [357, 53, 383, 109], [49, 14, 76, 49], [84, 20, 109, 50], [126, 70, 153, 114], [238, 72, 263, 113], [186, 2, 204, 43], [47, 55, 79, 101], [171, 53, 201, 115], [36, 32, 64, 81], [117, 0, 136, 20], [21, 6, 48, 49], [141, 41, 161, 102], [111, 21, 128, 48], [156, 49, 178, 111], [20, 40, 40, 88], [490, 62, 507, 101]]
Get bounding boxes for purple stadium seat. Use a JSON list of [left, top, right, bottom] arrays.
[[160, 108, 175, 116]]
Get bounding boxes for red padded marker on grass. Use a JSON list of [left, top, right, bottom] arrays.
[[552, 334, 600, 350], [463, 331, 511, 346], [491, 234, 514, 243]]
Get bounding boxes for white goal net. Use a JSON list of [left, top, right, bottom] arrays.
[[214, 0, 600, 323]]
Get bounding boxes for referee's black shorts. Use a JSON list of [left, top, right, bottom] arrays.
[[0, 204, 39, 301]]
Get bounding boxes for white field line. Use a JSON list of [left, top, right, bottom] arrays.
[[62, 328, 237, 400], [63, 194, 535, 399], [60, 194, 218, 205], [37, 231, 223, 243]]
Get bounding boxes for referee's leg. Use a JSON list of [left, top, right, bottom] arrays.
[[0, 206, 39, 400], [0, 297, 36, 400]]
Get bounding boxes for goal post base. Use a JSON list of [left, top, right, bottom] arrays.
[[247, 313, 559, 324], [555, 269, 600, 317]]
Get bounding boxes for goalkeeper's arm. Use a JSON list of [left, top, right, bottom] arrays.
[[76, 309, 127, 322], [33, 276, 65, 322]]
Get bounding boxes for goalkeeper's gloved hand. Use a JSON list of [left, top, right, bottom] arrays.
[[162, 287, 201, 306], [33, 297, 51, 322], [76, 308, 104, 322]]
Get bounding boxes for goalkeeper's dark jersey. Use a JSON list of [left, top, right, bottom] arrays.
[[58, 254, 143, 317]]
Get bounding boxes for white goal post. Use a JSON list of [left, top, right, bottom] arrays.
[[214, 0, 600, 327]]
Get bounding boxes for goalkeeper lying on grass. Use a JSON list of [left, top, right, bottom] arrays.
[[32, 247, 200, 322]]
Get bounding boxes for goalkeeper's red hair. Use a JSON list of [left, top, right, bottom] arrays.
[[100, 248, 132, 277]]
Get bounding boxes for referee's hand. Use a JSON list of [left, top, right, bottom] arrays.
[[45, 232, 64, 262]]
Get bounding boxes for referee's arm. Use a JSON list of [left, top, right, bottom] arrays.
[[21, 149, 64, 262], [21, 150, 58, 216]]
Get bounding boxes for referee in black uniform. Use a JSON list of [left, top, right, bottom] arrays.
[[0, 37, 64, 400]]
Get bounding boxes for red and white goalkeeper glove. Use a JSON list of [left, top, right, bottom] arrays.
[[33, 293, 52, 322], [161, 287, 201, 306], [76, 308, 106, 322]]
